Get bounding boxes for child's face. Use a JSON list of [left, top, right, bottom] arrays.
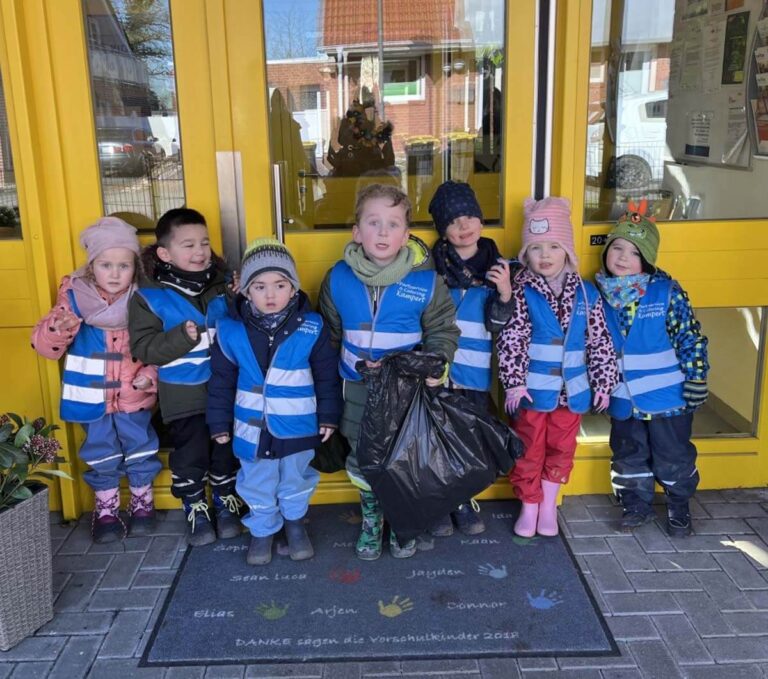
[[157, 223, 212, 272], [246, 271, 295, 314], [444, 215, 482, 257], [91, 247, 136, 295], [605, 238, 643, 276], [352, 197, 409, 267], [526, 241, 567, 278]]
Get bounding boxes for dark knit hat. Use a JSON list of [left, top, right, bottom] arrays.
[[428, 181, 483, 236], [241, 238, 300, 291], [603, 200, 660, 271]]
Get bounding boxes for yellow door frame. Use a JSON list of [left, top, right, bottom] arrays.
[[553, 0, 768, 493]]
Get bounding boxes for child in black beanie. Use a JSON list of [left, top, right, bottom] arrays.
[[427, 180, 516, 536]]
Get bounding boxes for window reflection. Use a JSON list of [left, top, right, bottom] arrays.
[[0, 72, 21, 239], [84, 0, 184, 229], [585, 0, 768, 222], [264, 0, 506, 230]]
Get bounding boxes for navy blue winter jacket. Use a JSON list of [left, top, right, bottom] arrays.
[[206, 291, 342, 459]]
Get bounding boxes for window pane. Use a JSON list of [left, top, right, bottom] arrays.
[[83, 0, 184, 229], [584, 0, 768, 222], [0, 71, 21, 239], [264, 0, 506, 230], [580, 306, 763, 439]]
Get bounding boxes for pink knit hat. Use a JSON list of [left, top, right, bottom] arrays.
[[518, 197, 578, 268], [79, 217, 140, 264]]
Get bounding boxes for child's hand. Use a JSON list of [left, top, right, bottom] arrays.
[[365, 359, 382, 368], [319, 426, 335, 443], [51, 308, 80, 334], [213, 433, 231, 444], [592, 391, 610, 412], [184, 320, 199, 342], [683, 380, 708, 409], [424, 362, 448, 388], [505, 386, 531, 414], [229, 270, 241, 295], [132, 375, 152, 391], [486, 258, 512, 303]]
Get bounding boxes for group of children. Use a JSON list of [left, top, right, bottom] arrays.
[[32, 180, 708, 562]]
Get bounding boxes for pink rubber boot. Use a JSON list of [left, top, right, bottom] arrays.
[[514, 502, 539, 538], [537, 480, 561, 536]]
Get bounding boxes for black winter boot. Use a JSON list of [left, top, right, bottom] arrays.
[[284, 518, 314, 561], [183, 498, 216, 547], [247, 534, 274, 565], [212, 492, 244, 539]]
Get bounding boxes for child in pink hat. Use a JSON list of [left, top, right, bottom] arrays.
[[496, 197, 618, 537], [31, 217, 160, 544]]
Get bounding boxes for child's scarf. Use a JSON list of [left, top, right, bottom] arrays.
[[69, 275, 133, 330], [432, 236, 500, 289], [595, 272, 650, 310], [154, 260, 217, 296]]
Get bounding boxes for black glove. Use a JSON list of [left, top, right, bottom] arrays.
[[683, 380, 708, 409]]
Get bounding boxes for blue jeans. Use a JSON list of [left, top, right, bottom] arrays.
[[237, 450, 319, 537], [79, 411, 161, 491]]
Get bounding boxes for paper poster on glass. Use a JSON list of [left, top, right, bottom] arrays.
[[722, 11, 750, 84], [686, 111, 714, 156]]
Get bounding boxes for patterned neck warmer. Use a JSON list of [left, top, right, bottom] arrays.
[[154, 260, 218, 296], [246, 294, 299, 336], [432, 236, 500, 290], [595, 271, 650, 310]]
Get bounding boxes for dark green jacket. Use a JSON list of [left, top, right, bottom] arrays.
[[128, 271, 230, 423]]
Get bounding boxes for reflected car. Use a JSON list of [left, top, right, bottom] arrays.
[[97, 127, 166, 176], [586, 92, 671, 190]]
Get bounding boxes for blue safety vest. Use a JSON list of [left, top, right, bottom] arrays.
[[449, 286, 493, 391], [523, 282, 597, 413], [330, 261, 435, 381], [137, 287, 228, 385], [603, 279, 686, 420], [59, 291, 122, 423], [215, 315, 321, 462]]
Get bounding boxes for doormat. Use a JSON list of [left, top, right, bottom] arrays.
[[141, 501, 617, 666]]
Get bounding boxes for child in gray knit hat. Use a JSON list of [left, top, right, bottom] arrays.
[[207, 238, 342, 565]]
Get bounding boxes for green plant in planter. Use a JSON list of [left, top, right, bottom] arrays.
[[0, 413, 71, 512]]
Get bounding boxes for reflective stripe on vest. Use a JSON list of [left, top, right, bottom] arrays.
[[216, 315, 321, 462], [330, 261, 435, 381], [60, 290, 121, 423], [603, 279, 685, 419], [449, 286, 492, 391], [523, 282, 597, 413], [137, 288, 228, 385]]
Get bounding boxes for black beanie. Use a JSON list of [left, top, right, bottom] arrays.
[[428, 181, 483, 237]]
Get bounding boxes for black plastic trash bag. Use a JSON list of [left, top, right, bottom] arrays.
[[357, 352, 524, 543]]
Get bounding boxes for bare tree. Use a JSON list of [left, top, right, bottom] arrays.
[[265, 6, 318, 60]]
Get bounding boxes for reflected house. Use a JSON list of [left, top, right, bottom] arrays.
[[266, 0, 505, 226], [85, 0, 156, 139]]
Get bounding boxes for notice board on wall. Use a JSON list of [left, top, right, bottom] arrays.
[[666, 0, 766, 168]]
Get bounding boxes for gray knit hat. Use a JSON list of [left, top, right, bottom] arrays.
[[241, 238, 300, 291]]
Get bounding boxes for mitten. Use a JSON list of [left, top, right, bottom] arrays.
[[505, 386, 531, 415], [592, 391, 610, 413], [682, 380, 708, 409]]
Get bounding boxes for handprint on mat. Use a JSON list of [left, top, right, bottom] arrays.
[[255, 601, 289, 620], [526, 589, 563, 610], [338, 509, 362, 525], [329, 567, 362, 584], [378, 595, 414, 618], [512, 535, 540, 547], [477, 563, 508, 579]]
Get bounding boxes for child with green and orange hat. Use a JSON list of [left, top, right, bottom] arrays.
[[595, 201, 709, 537]]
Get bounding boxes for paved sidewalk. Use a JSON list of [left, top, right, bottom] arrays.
[[0, 489, 767, 678]]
